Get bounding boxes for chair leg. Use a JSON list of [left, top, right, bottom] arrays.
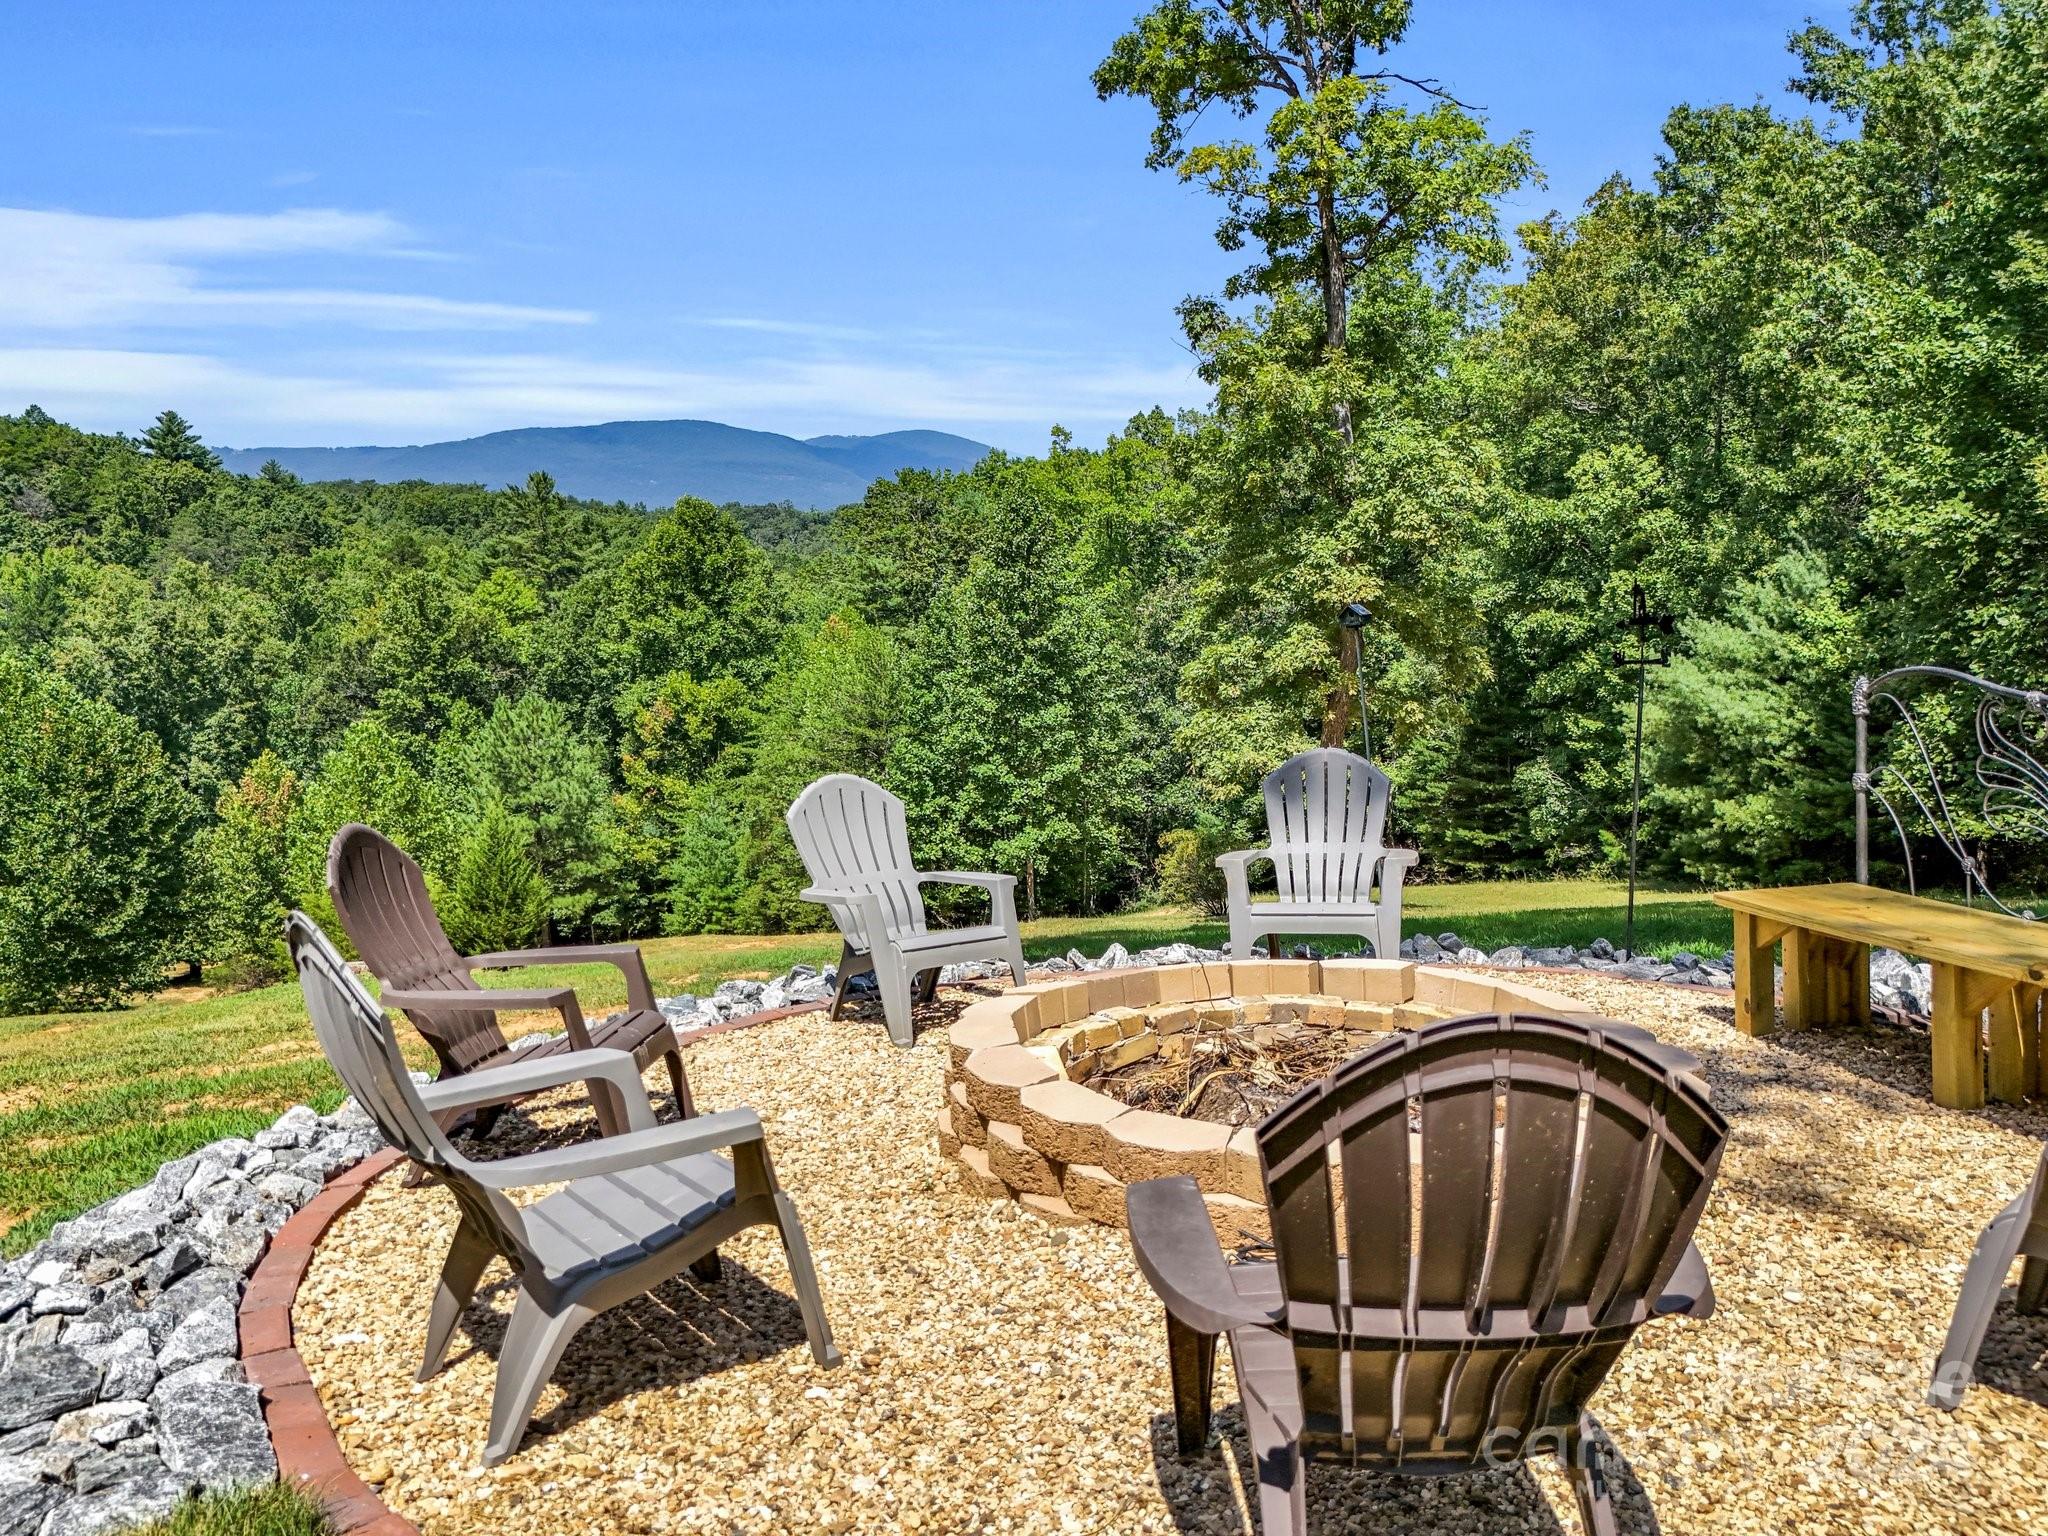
[[772, 1191, 842, 1369], [877, 957, 916, 1047], [688, 1248, 722, 1282], [418, 1216, 494, 1380], [829, 941, 866, 1021], [663, 1047, 694, 1120], [1241, 1388, 1307, 1536], [2018, 1253, 2047, 1315], [583, 1076, 624, 1139], [1929, 1195, 2030, 1408], [1565, 1418, 1619, 1536], [484, 1291, 594, 1467], [1164, 1311, 1216, 1455], [1227, 910, 1256, 962], [914, 966, 939, 1004], [1004, 936, 1028, 988]]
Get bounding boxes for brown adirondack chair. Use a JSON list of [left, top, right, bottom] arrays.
[[1127, 1011, 1727, 1536], [328, 823, 687, 1138]]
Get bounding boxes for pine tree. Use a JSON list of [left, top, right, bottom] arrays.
[[443, 798, 550, 953], [139, 409, 219, 470]]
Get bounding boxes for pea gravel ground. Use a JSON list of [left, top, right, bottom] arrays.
[[293, 975, 2048, 1536]]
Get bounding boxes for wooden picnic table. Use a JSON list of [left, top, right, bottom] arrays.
[[1713, 883, 2048, 1110]]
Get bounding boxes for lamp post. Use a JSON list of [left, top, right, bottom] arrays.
[[1612, 584, 1673, 960], [1339, 601, 1373, 763]]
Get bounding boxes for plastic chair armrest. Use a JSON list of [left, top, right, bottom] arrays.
[[463, 1107, 766, 1188], [1127, 1176, 1284, 1336]]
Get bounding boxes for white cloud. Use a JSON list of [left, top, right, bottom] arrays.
[[0, 207, 590, 331], [0, 344, 1199, 449]]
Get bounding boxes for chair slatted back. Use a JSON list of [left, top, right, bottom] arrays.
[[1256, 1012, 1725, 1469], [287, 911, 533, 1272], [786, 775, 928, 951], [1261, 749, 1393, 905], [328, 823, 508, 1074]]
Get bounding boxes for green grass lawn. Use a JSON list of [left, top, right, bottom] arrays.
[[0, 879, 1725, 1255]]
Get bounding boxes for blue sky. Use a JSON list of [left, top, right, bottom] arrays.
[[0, 1, 1850, 454]]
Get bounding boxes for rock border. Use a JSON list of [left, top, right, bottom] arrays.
[[943, 959, 1599, 1239], [240, 1002, 819, 1536]]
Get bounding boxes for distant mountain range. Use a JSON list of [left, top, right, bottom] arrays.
[[217, 419, 994, 509]]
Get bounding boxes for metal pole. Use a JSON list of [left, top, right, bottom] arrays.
[[1853, 675, 1870, 885], [1355, 647, 1371, 765], [1626, 650, 1645, 960]]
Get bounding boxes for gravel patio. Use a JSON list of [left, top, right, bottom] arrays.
[[293, 974, 2048, 1536]]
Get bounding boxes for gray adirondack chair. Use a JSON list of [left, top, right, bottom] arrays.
[[1929, 1145, 2048, 1408], [1127, 1011, 1726, 1536], [787, 774, 1027, 1046], [287, 911, 840, 1466], [330, 823, 688, 1139], [1218, 749, 1416, 962]]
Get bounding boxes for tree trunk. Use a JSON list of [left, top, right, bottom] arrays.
[[1321, 624, 1358, 746], [1318, 188, 1353, 444], [1025, 855, 1038, 923]]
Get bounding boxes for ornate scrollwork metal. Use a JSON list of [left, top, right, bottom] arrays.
[[1854, 666, 2047, 919]]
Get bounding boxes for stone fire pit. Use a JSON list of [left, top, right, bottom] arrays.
[[941, 957, 1594, 1242]]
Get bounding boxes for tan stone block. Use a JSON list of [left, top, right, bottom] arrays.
[[1018, 1079, 1130, 1165], [1392, 1004, 1440, 1029], [962, 1044, 1058, 1121], [1195, 1004, 1240, 1033], [1306, 997, 1347, 1028], [1228, 958, 1274, 997], [1061, 1162, 1128, 1227], [949, 1014, 1027, 1071], [948, 1078, 987, 1146], [1206, 1192, 1272, 1248], [1098, 1005, 1147, 1038], [1011, 982, 1076, 1031], [1018, 1190, 1091, 1227], [1098, 1033, 1159, 1072], [1239, 997, 1273, 1025], [953, 1143, 1010, 1200], [1065, 1047, 1102, 1080], [1414, 968, 1501, 1015], [1154, 964, 1202, 1004], [986, 1119, 1062, 1197], [1151, 1003, 1199, 1035], [1221, 1125, 1264, 1202], [1023, 1043, 1066, 1079], [937, 1106, 962, 1158], [1120, 968, 1164, 1008], [1072, 1018, 1123, 1052], [1192, 959, 1235, 999], [1157, 1033, 1192, 1062], [1266, 958, 1319, 994], [1342, 1001, 1396, 1032], [1102, 1109, 1232, 1185], [1319, 958, 1415, 1004], [1490, 980, 1587, 1016], [954, 999, 1032, 1048]]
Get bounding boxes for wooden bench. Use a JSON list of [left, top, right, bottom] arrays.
[[1712, 883, 2048, 1110]]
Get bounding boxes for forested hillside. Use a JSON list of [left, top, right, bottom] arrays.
[[0, 0, 2042, 1010]]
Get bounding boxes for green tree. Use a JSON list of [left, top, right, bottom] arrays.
[[435, 692, 617, 935], [442, 797, 550, 953], [0, 657, 199, 1009], [201, 751, 301, 980], [289, 717, 452, 933], [139, 409, 219, 471]]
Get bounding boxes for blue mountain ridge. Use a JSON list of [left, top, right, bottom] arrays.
[[217, 418, 993, 509]]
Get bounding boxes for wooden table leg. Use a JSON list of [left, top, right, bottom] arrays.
[[1930, 965, 2005, 1111], [1731, 911, 1787, 1038], [1845, 940, 1870, 1025], [1989, 983, 2041, 1105]]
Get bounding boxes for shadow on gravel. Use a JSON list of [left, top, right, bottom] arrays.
[[1146, 1406, 1663, 1535]]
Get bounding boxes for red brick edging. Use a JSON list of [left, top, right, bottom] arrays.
[[238, 1002, 816, 1534]]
